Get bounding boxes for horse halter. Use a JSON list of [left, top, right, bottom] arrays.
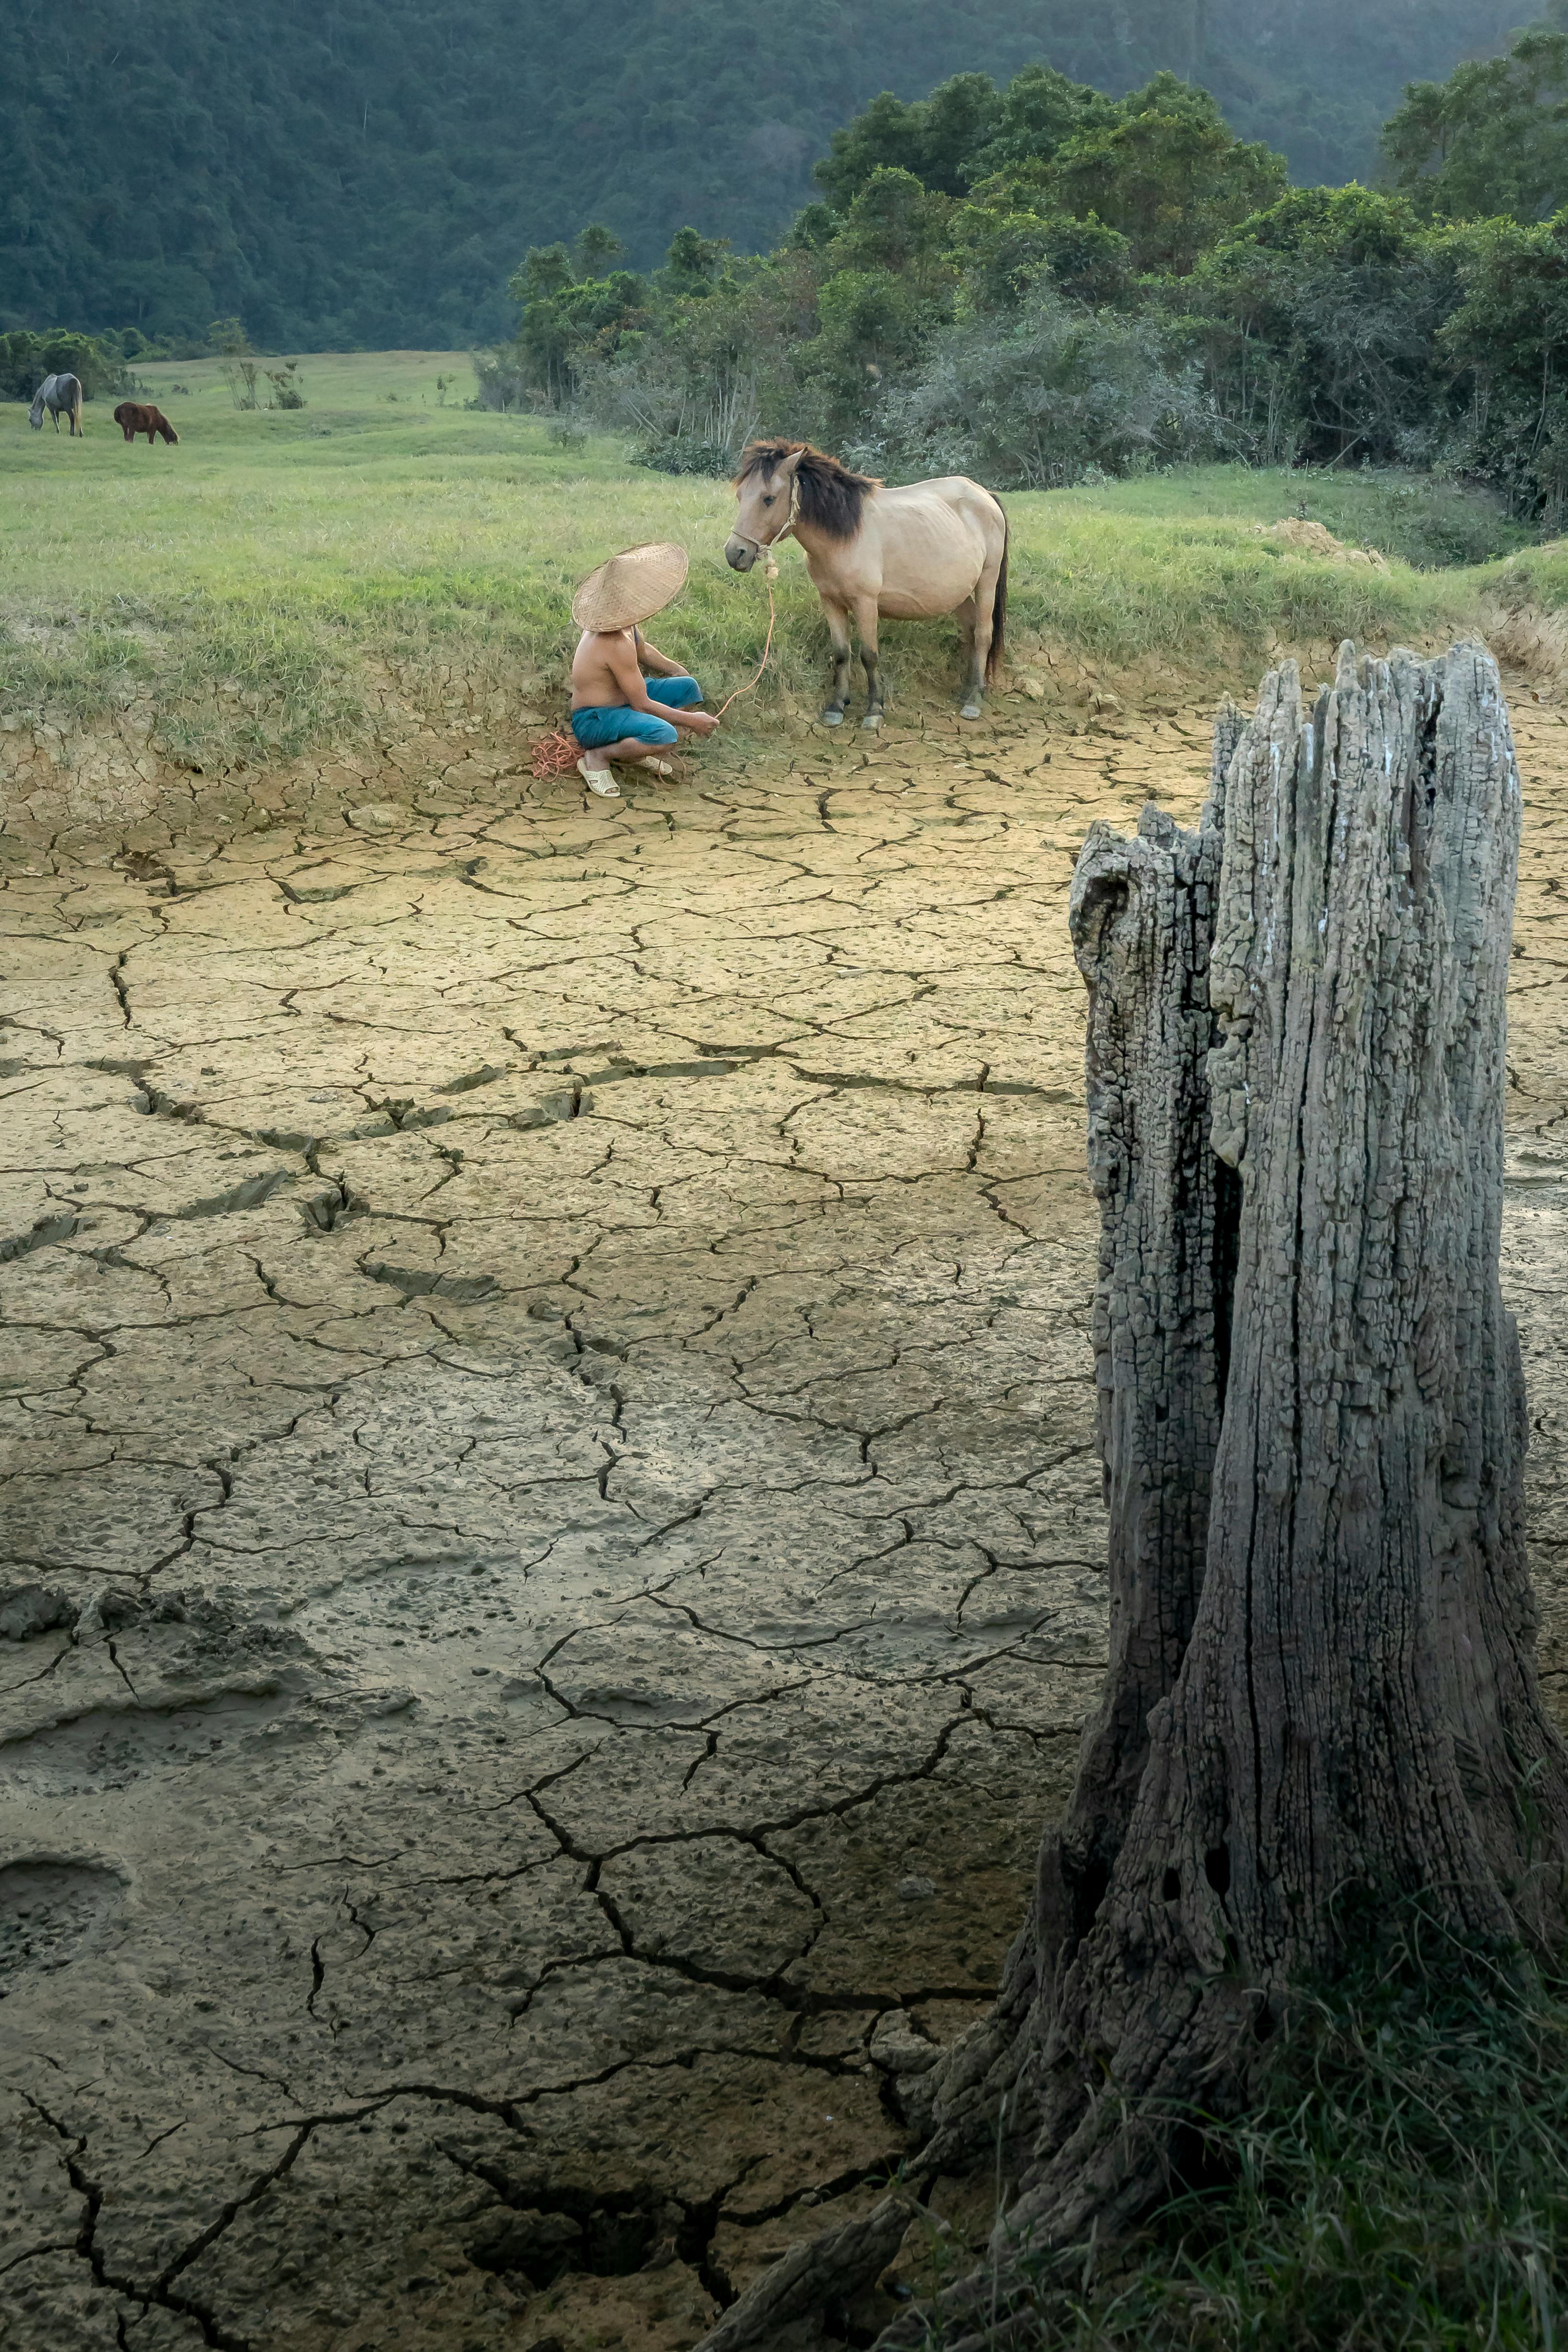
[[733, 472, 802, 578]]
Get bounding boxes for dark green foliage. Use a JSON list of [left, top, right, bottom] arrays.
[[966, 65, 1121, 184], [825, 168, 955, 287], [661, 230, 730, 300], [521, 45, 1568, 519], [813, 71, 1077, 207], [0, 328, 132, 401], [500, 246, 650, 409], [1042, 76, 1286, 273], [1177, 185, 1460, 466], [0, 0, 1542, 348], [953, 200, 1133, 312], [821, 69, 1286, 271], [1439, 212, 1568, 511], [1384, 18, 1568, 223], [556, 68, 1298, 477]]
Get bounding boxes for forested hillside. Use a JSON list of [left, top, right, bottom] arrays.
[[0, 0, 1528, 347]]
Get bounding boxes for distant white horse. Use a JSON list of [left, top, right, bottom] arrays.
[[30, 374, 84, 436]]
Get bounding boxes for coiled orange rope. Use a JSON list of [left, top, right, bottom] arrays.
[[531, 574, 778, 781]]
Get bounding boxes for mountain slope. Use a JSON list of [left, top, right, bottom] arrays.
[[0, 0, 1526, 347]]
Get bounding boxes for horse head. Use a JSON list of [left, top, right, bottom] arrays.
[[726, 444, 807, 572], [28, 378, 52, 430]]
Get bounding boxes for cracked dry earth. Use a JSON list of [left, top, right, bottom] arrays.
[[4, 683, 1568, 2352]]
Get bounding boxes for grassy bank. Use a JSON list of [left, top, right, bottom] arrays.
[[959, 1922, 1568, 2352], [0, 348, 1552, 770]]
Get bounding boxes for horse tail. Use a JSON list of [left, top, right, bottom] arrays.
[[985, 505, 1008, 684]]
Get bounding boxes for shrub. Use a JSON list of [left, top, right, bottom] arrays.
[[470, 349, 532, 412], [871, 290, 1227, 488]]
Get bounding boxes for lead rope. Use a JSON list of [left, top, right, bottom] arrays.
[[712, 571, 777, 719], [533, 494, 792, 782]]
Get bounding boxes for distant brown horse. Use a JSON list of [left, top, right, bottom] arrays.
[[726, 439, 1007, 729], [114, 401, 179, 446]]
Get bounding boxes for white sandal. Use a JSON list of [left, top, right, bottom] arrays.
[[641, 759, 676, 781], [577, 757, 621, 798]]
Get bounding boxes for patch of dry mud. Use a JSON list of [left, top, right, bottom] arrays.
[[2, 683, 1567, 2352]]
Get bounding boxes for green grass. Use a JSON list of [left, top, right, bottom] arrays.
[[930, 1917, 1568, 2352], [0, 351, 1554, 769]]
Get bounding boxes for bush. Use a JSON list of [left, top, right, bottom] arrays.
[[584, 331, 761, 473], [469, 348, 532, 412], [265, 361, 306, 409], [871, 290, 1227, 488], [1438, 211, 1568, 522]]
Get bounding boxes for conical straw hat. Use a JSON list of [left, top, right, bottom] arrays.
[[572, 542, 690, 632]]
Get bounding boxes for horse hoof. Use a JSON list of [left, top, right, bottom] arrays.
[[821, 710, 844, 727], [862, 713, 883, 734], [960, 702, 983, 721]]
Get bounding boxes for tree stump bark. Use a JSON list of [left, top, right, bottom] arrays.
[[698, 644, 1568, 2352], [901, 642, 1568, 2347], [908, 727, 1238, 2180]]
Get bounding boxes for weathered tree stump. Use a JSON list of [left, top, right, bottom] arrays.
[[904, 725, 1237, 2181], [698, 644, 1568, 2352]]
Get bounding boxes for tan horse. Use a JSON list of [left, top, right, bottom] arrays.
[[725, 439, 1007, 729]]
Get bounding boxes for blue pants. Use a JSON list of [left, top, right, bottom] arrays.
[[571, 675, 703, 748]]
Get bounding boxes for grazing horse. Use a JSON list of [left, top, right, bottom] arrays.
[[29, 374, 84, 436], [114, 401, 179, 445], [725, 439, 1007, 729]]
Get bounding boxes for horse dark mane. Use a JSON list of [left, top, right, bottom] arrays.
[[736, 439, 879, 541]]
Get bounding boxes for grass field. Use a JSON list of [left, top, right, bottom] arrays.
[[2, 348, 1561, 770]]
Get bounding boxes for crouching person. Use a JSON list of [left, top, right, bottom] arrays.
[[570, 542, 718, 798]]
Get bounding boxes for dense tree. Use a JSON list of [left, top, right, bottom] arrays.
[[0, 0, 1542, 347], [951, 196, 1133, 310], [1044, 74, 1287, 272], [818, 67, 1284, 268], [529, 44, 1568, 520], [661, 229, 730, 299], [966, 63, 1121, 182], [1179, 184, 1460, 464], [1439, 209, 1568, 507], [1384, 17, 1568, 222], [813, 68, 1111, 207], [0, 328, 131, 401], [502, 243, 650, 409], [821, 168, 955, 293]]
